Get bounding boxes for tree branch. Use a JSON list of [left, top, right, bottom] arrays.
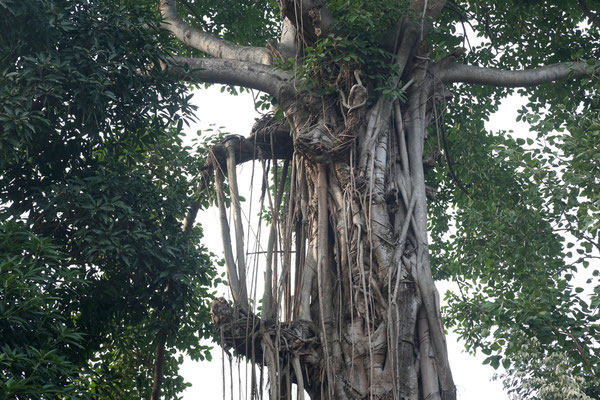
[[159, 0, 272, 64], [165, 56, 292, 98], [440, 61, 599, 87], [150, 330, 167, 400], [207, 115, 293, 174]]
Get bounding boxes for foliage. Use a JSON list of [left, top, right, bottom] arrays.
[[0, 0, 217, 398], [157, 0, 600, 396], [1, 0, 599, 397], [328, 0, 408, 38], [0, 223, 91, 399], [498, 330, 598, 400], [429, 88, 600, 397], [296, 33, 397, 97], [161, 0, 600, 396], [425, 1, 600, 395]]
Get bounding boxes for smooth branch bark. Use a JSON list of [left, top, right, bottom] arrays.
[[165, 56, 292, 98], [160, 0, 272, 64], [441, 61, 600, 87]]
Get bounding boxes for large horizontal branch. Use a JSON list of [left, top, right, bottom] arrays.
[[166, 56, 292, 97], [440, 61, 599, 87], [181, 115, 292, 240], [206, 114, 442, 174], [207, 115, 293, 173], [183, 114, 439, 232], [160, 0, 272, 64]]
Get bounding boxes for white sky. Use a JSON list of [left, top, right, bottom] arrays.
[[176, 85, 536, 400]]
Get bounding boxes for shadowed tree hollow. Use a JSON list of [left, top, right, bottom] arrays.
[[155, 0, 600, 399]]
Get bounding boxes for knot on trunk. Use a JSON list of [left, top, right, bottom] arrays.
[[294, 122, 354, 162], [210, 298, 320, 365]]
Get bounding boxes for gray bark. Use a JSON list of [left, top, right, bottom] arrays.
[[165, 56, 291, 97], [160, 0, 272, 64], [440, 61, 600, 87], [209, 47, 458, 400]]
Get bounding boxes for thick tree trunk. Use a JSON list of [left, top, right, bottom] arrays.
[[200, 0, 458, 395], [159, 1, 599, 398], [210, 55, 456, 398]]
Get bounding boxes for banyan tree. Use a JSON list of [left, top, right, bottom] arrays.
[[156, 0, 600, 398]]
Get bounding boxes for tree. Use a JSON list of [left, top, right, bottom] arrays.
[[2, 0, 598, 399], [156, 0, 600, 399], [0, 1, 217, 398]]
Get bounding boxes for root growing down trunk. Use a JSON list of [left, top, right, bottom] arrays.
[[208, 45, 456, 398]]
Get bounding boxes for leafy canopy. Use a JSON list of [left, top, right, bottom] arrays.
[[0, 0, 219, 398], [424, 1, 600, 395]]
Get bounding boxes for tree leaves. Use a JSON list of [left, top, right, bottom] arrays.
[[0, 222, 92, 399], [0, 0, 217, 398]]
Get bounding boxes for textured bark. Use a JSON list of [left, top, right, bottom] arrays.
[[165, 56, 291, 97], [210, 45, 458, 400]]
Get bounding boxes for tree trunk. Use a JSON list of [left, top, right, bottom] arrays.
[[210, 42, 456, 399]]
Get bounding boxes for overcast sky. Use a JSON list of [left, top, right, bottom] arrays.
[[174, 85, 538, 399]]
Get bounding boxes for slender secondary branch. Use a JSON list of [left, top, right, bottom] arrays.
[[441, 61, 599, 87], [159, 0, 272, 64], [165, 56, 292, 98]]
